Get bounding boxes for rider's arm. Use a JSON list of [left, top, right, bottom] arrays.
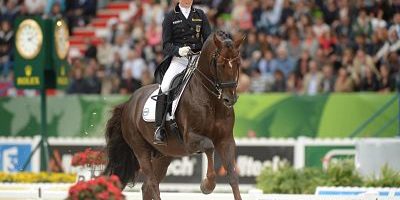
[[162, 13, 180, 57]]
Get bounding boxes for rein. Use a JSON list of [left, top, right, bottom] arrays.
[[194, 49, 240, 99]]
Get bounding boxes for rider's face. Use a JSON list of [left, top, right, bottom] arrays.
[[179, 0, 193, 8]]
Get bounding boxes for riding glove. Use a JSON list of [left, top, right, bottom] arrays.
[[178, 46, 191, 57]]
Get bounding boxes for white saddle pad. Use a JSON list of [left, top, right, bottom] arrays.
[[142, 55, 199, 122], [142, 87, 180, 122]]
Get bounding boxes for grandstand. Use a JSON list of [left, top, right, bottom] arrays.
[[0, 0, 399, 96]]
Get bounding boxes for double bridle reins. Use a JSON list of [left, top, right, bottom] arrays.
[[192, 49, 241, 99]]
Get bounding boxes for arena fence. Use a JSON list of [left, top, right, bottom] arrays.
[[0, 190, 398, 200], [0, 184, 399, 200]]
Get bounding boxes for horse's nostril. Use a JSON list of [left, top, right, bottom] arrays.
[[223, 98, 230, 103]]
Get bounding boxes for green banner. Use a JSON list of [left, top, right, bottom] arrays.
[[0, 93, 398, 137]]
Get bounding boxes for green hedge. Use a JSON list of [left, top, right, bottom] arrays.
[[256, 160, 400, 194]]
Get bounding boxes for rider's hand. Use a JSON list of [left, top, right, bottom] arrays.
[[178, 46, 191, 57]]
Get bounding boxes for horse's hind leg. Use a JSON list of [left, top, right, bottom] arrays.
[[216, 138, 242, 200], [142, 155, 172, 200], [134, 146, 162, 200]]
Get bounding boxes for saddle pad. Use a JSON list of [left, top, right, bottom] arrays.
[[142, 88, 175, 122], [142, 55, 199, 122]]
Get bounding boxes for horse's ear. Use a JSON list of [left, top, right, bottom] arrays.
[[213, 34, 223, 49], [234, 35, 246, 49]]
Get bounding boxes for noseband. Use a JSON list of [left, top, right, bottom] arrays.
[[195, 49, 240, 99]]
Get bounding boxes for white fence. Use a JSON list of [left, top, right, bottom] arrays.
[[0, 191, 399, 200]]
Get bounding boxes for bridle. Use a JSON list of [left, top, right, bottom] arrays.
[[194, 48, 241, 99]]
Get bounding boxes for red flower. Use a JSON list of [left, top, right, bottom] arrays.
[[71, 148, 107, 167], [67, 176, 125, 200]]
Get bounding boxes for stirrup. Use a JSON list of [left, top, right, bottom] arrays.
[[153, 127, 167, 145]]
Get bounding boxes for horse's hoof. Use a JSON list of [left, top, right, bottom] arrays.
[[200, 179, 216, 194]]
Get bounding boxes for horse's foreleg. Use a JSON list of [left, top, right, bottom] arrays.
[[186, 132, 216, 194], [216, 138, 242, 200], [200, 137, 216, 194], [142, 156, 172, 200]]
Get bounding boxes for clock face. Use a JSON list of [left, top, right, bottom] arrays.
[[54, 19, 70, 59], [16, 19, 43, 59]]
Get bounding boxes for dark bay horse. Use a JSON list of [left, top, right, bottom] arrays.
[[103, 31, 244, 200]]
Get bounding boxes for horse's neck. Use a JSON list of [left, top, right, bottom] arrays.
[[186, 52, 223, 113]]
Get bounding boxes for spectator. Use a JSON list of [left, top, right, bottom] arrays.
[[45, 0, 65, 15], [359, 66, 379, 92], [97, 37, 114, 68], [270, 46, 295, 78], [237, 71, 251, 93], [295, 50, 311, 79], [256, 0, 284, 34], [352, 49, 377, 85], [67, 67, 86, 94], [258, 50, 275, 78], [352, 9, 373, 38], [312, 14, 329, 38], [25, 0, 46, 14], [145, 20, 162, 47], [0, 20, 12, 80], [122, 50, 146, 87], [320, 64, 336, 93], [231, 0, 253, 31], [83, 59, 102, 94], [242, 31, 260, 59], [287, 30, 302, 60], [249, 68, 269, 93], [301, 27, 319, 57], [272, 70, 286, 92], [302, 60, 322, 95], [335, 67, 353, 92], [378, 64, 395, 93], [0, 0, 19, 22], [374, 27, 400, 63]]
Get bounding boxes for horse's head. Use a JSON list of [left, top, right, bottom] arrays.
[[198, 31, 244, 107]]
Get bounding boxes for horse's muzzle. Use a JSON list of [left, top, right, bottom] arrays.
[[222, 95, 238, 107]]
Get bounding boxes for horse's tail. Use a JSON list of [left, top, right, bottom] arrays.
[[103, 102, 140, 188]]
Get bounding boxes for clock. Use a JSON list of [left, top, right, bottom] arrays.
[[54, 19, 69, 59], [15, 19, 43, 59]]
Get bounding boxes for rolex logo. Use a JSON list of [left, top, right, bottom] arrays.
[[60, 66, 65, 76], [24, 65, 32, 77]]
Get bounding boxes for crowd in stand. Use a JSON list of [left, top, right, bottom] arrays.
[[0, 0, 399, 96]]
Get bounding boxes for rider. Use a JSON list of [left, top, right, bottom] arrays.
[[153, 0, 211, 145]]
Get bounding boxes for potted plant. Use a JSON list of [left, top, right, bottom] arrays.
[[71, 148, 106, 182], [67, 175, 125, 200]]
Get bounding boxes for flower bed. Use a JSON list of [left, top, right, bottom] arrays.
[[0, 172, 75, 183], [67, 175, 125, 200], [71, 148, 106, 167]]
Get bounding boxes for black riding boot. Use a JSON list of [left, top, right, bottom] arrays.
[[154, 92, 168, 145]]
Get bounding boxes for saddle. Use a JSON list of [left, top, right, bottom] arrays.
[[142, 55, 199, 124]]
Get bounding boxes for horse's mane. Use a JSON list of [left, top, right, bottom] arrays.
[[204, 30, 234, 50], [215, 30, 233, 41]]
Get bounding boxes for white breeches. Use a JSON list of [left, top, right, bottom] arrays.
[[160, 56, 190, 93]]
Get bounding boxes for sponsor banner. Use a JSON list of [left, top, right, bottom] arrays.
[[0, 94, 397, 138], [47, 138, 104, 173], [164, 155, 203, 184], [214, 141, 295, 185], [47, 138, 203, 184], [0, 137, 39, 172]]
